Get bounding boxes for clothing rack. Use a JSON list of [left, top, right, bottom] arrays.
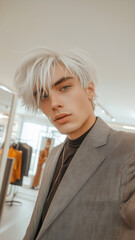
[[6, 185, 22, 206], [6, 143, 23, 206], [5, 141, 33, 207]]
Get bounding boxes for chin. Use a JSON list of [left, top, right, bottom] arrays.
[[57, 129, 70, 135], [57, 125, 77, 136]]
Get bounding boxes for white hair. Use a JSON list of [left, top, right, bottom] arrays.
[[14, 47, 97, 111]]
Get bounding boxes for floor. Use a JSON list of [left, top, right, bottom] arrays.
[[0, 187, 38, 240]]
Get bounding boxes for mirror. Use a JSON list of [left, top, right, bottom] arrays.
[[0, 86, 18, 220], [0, 88, 13, 162]]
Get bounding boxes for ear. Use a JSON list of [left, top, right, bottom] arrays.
[[86, 81, 95, 100]]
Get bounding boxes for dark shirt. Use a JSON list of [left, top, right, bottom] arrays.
[[34, 119, 96, 239]]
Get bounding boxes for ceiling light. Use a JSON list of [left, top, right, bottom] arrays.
[[123, 125, 135, 130], [0, 115, 8, 119], [95, 100, 116, 122], [0, 85, 12, 93], [0, 113, 9, 119]]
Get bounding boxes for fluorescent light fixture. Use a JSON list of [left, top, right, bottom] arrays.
[[123, 125, 135, 130], [0, 113, 9, 119], [0, 85, 12, 93], [0, 115, 8, 119]]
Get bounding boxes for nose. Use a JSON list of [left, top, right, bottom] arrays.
[[50, 91, 63, 110]]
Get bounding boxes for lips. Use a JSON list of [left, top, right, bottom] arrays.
[[54, 113, 71, 124], [54, 113, 71, 121]]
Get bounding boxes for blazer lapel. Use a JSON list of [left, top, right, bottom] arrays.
[[38, 117, 110, 238], [26, 141, 65, 240]]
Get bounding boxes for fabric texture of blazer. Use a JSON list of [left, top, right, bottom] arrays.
[[23, 117, 135, 240]]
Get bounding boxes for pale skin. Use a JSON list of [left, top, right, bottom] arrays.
[[34, 65, 96, 140]]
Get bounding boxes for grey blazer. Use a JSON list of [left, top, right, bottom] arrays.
[[23, 117, 135, 240]]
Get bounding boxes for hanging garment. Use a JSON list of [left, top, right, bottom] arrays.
[[18, 143, 32, 176], [0, 148, 2, 161], [0, 148, 2, 157], [8, 147, 22, 183], [32, 147, 49, 188], [9, 142, 33, 186]]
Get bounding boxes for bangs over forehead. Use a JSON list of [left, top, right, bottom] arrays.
[[14, 48, 97, 111], [34, 60, 75, 108]]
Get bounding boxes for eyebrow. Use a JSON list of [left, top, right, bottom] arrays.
[[53, 76, 73, 87], [33, 76, 73, 96]]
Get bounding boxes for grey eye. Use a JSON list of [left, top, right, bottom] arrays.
[[40, 91, 49, 100], [61, 85, 70, 91]]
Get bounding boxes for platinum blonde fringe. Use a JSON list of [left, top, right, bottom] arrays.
[[14, 47, 97, 111]]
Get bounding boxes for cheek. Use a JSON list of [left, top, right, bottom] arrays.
[[73, 94, 90, 110], [40, 103, 50, 116]]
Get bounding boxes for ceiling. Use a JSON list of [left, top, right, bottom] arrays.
[[0, 0, 135, 127]]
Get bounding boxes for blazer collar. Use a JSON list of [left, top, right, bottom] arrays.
[[38, 117, 110, 238], [88, 117, 110, 148]]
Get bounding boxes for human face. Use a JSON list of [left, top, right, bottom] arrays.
[[35, 65, 96, 140]]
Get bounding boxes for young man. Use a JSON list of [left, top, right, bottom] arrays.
[[14, 48, 135, 240]]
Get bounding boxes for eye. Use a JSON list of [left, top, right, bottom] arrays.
[[60, 85, 71, 91], [40, 91, 49, 100]]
